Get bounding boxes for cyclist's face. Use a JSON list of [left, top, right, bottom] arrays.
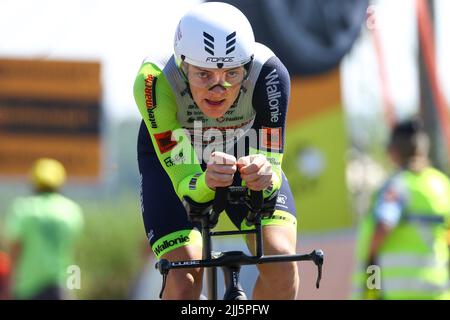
[[186, 64, 244, 119]]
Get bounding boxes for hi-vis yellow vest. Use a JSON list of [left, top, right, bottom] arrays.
[[351, 167, 450, 300]]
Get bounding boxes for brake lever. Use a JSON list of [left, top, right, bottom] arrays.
[[155, 259, 171, 299], [310, 249, 324, 289]]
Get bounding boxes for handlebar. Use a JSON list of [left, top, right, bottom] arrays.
[[156, 249, 324, 298], [157, 186, 325, 299]]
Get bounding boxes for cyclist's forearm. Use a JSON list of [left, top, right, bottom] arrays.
[[134, 61, 214, 203], [178, 171, 215, 203]]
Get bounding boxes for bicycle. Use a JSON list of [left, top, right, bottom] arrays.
[[155, 186, 324, 300]]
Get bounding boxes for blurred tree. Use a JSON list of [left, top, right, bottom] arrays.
[[418, 0, 450, 173]]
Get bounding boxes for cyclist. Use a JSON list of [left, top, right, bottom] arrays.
[[4, 158, 84, 300], [134, 2, 298, 299]]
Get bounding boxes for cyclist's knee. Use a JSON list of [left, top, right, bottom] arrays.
[[248, 224, 297, 255], [254, 225, 299, 281], [257, 256, 298, 294], [259, 257, 298, 281], [163, 269, 203, 299], [161, 245, 204, 299]]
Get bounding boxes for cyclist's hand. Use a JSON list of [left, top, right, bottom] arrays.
[[206, 152, 237, 190], [237, 154, 273, 191]]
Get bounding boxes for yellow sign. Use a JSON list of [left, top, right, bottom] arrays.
[[0, 58, 101, 101], [0, 58, 101, 179], [284, 68, 353, 232], [0, 133, 100, 178]]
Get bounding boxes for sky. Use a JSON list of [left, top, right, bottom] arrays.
[[0, 0, 449, 123], [342, 0, 450, 123], [0, 0, 202, 121]]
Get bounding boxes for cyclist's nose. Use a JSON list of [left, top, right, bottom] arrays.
[[208, 73, 227, 89], [208, 83, 227, 93]]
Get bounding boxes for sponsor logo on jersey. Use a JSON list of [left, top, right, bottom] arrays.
[[154, 130, 177, 154], [145, 74, 158, 128], [187, 119, 254, 133], [163, 157, 174, 167], [277, 194, 287, 205], [144, 74, 157, 110], [187, 116, 207, 124], [187, 109, 204, 117], [154, 235, 190, 256], [276, 194, 289, 210], [163, 151, 185, 167], [221, 116, 244, 122], [261, 127, 282, 150], [148, 109, 158, 128], [266, 157, 281, 166], [265, 68, 282, 123]]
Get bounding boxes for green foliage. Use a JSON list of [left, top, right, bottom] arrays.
[[73, 196, 146, 300]]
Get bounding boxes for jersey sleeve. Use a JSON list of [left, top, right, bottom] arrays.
[[133, 61, 215, 203], [251, 56, 290, 197], [373, 175, 407, 228]]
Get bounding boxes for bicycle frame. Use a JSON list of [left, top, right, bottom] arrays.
[[155, 187, 324, 300]]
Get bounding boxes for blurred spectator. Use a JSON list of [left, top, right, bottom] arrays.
[[352, 119, 450, 300], [0, 250, 11, 299], [4, 158, 84, 300]]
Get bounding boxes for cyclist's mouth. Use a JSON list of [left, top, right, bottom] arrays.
[[205, 99, 225, 107]]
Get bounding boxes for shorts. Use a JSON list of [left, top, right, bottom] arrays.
[[137, 121, 297, 258]]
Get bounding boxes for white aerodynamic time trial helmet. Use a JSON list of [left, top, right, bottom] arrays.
[[174, 2, 255, 69]]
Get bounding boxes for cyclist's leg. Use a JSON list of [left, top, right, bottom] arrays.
[[137, 121, 204, 299], [229, 171, 299, 299], [158, 246, 203, 300], [249, 224, 299, 299]]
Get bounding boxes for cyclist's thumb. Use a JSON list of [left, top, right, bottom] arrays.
[[210, 151, 236, 165], [237, 156, 251, 168]]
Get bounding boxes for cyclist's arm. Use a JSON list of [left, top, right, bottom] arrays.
[[134, 61, 215, 203], [368, 177, 407, 263], [251, 56, 290, 198]]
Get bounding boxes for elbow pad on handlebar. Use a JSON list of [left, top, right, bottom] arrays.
[[260, 190, 279, 218], [182, 196, 214, 223]]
